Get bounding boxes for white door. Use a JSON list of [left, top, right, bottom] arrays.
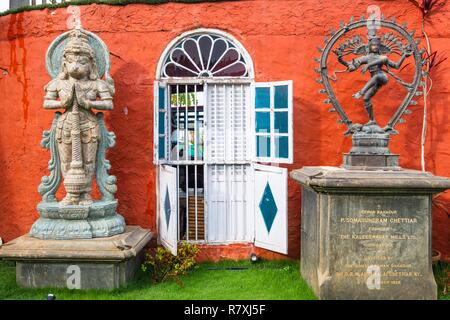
[[253, 164, 288, 254], [206, 83, 253, 242], [158, 165, 178, 255], [206, 164, 254, 243]]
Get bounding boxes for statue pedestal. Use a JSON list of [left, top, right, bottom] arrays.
[[342, 131, 400, 170], [290, 166, 450, 300], [0, 226, 152, 290], [30, 200, 126, 240]]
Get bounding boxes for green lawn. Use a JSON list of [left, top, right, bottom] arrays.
[[0, 259, 317, 300], [1, 259, 448, 300]]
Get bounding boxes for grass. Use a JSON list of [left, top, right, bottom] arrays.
[[1, 259, 448, 300], [0, 259, 317, 300]]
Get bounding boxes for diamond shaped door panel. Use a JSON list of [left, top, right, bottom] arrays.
[[159, 165, 178, 255], [259, 182, 278, 233], [254, 164, 288, 254], [164, 185, 171, 227]]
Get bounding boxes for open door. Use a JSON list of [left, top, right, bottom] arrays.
[[253, 164, 288, 254], [158, 165, 178, 255]]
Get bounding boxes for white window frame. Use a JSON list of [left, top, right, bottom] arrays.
[[251, 80, 293, 164], [154, 81, 169, 165]]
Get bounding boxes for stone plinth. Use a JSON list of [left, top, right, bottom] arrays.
[[290, 166, 450, 300], [342, 132, 399, 170], [30, 200, 126, 240], [0, 226, 152, 290]]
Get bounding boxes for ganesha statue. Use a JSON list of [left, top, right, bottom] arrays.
[[30, 28, 125, 240]]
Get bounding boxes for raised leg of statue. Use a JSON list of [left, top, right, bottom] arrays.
[[353, 76, 378, 99]]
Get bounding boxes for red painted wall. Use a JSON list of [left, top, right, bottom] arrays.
[[0, 0, 449, 261]]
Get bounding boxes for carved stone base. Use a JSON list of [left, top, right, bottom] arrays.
[[30, 200, 125, 240], [343, 131, 399, 170], [0, 226, 153, 290], [291, 167, 450, 300], [343, 153, 400, 170]]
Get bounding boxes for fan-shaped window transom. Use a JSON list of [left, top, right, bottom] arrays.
[[162, 34, 250, 78]]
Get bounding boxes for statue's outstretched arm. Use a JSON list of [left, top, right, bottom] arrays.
[[336, 54, 351, 68], [339, 55, 367, 72], [387, 51, 412, 69]]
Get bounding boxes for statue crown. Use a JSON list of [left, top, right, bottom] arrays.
[[63, 29, 94, 58]]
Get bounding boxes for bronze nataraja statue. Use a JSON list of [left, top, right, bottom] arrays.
[[316, 13, 426, 169], [333, 27, 414, 131], [335, 36, 412, 126]]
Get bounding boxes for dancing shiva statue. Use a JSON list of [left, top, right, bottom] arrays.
[[334, 28, 413, 129], [316, 13, 425, 169]]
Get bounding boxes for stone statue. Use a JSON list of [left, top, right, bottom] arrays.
[[334, 30, 413, 128], [290, 11, 447, 300], [30, 28, 125, 239], [315, 14, 425, 169], [44, 29, 114, 205]]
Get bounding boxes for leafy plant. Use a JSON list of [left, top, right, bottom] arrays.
[[141, 242, 200, 286], [433, 261, 449, 297], [407, 0, 446, 171], [424, 50, 447, 73]]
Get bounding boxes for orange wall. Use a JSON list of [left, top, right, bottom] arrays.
[[0, 0, 449, 260]]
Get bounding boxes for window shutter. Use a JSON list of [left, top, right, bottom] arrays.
[[207, 84, 250, 163], [228, 84, 250, 162], [253, 164, 288, 254], [252, 81, 293, 164], [207, 84, 226, 163], [154, 81, 168, 164]]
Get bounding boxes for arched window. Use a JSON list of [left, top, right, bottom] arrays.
[[157, 29, 253, 79]]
